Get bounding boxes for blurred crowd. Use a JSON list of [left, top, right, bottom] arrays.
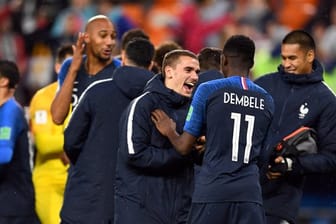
[[0, 0, 336, 223], [0, 0, 336, 106]]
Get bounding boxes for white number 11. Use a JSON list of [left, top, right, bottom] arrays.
[[231, 112, 255, 164]]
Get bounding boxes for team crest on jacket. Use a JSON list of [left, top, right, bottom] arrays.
[[299, 103, 309, 119]]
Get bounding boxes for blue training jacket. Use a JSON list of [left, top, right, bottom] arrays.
[[255, 60, 336, 223], [0, 98, 36, 217], [61, 66, 153, 224], [115, 75, 195, 224]]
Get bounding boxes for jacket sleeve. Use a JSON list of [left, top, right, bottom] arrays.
[[63, 95, 91, 164], [0, 105, 22, 164], [120, 96, 189, 173], [295, 94, 336, 174]]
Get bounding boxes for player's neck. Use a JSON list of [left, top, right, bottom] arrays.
[[226, 71, 249, 78], [85, 56, 113, 75]]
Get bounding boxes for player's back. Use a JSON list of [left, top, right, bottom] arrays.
[[192, 76, 274, 204]]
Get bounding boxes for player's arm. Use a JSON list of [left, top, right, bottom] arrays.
[[0, 107, 22, 165], [50, 63, 76, 125], [296, 97, 336, 173], [151, 109, 196, 155], [120, 98, 191, 172], [51, 32, 85, 125]]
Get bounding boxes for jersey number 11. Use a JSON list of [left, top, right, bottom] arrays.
[[231, 112, 255, 164]]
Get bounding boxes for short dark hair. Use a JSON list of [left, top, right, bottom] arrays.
[[223, 35, 255, 69], [282, 30, 316, 52], [198, 47, 222, 72], [125, 38, 155, 68], [162, 49, 198, 78], [153, 41, 182, 73], [0, 60, 20, 89], [121, 28, 150, 50], [56, 44, 74, 64]]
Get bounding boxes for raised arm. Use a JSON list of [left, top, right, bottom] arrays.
[[151, 109, 196, 155], [51, 32, 86, 125]]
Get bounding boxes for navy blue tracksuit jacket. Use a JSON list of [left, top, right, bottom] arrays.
[[61, 66, 153, 224], [255, 60, 336, 223], [115, 75, 194, 224]]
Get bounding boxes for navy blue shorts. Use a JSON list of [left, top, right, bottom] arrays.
[[187, 202, 265, 224]]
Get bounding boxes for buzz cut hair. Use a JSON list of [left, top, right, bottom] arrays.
[[282, 30, 316, 52], [197, 47, 222, 72], [85, 14, 110, 31], [121, 28, 150, 50], [56, 44, 74, 64], [223, 35, 255, 69], [125, 38, 155, 68]]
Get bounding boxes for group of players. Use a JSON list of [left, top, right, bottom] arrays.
[[1, 14, 336, 224]]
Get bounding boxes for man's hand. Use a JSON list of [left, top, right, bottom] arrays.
[[69, 32, 86, 73], [152, 109, 197, 155], [60, 152, 70, 166], [194, 136, 206, 153], [151, 109, 176, 136], [267, 156, 293, 180]]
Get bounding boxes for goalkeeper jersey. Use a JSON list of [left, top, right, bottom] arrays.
[[29, 82, 69, 186]]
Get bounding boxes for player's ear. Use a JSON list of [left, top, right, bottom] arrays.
[[221, 54, 228, 66], [148, 61, 154, 71], [0, 76, 9, 88], [55, 63, 61, 74], [164, 66, 173, 79], [84, 32, 89, 44], [307, 49, 314, 63]]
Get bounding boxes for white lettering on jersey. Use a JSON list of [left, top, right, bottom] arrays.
[[224, 92, 264, 110]]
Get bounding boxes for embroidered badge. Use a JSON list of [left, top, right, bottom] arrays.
[[299, 103, 309, 119], [35, 110, 48, 124], [0, 127, 11, 140]]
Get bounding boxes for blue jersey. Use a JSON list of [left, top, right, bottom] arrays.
[[58, 56, 121, 109], [0, 98, 24, 163], [0, 98, 36, 216], [184, 76, 274, 204]]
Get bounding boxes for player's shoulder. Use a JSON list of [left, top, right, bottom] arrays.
[[2, 98, 24, 120], [77, 77, 114, 103], [254, 72, 278, 85], [319, 81, 336, 98], [250, 80, 270, 95], [60, 56, 75, 70], [129, 91, 157, 111], [112, 58, 122, 68], [33, 82, 57, 98]]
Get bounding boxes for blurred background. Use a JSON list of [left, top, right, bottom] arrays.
[[0, 0, 335, 223]]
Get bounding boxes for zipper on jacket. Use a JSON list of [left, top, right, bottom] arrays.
[[277, 86, 294, 128]]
